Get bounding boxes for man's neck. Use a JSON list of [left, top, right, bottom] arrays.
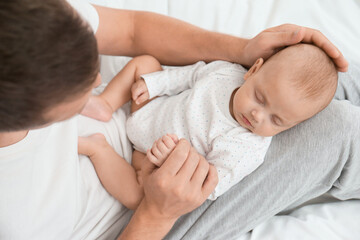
[[0, 130, 29, 147]]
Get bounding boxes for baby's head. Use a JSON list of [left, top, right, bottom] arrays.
[[230, 43, 338, 137]]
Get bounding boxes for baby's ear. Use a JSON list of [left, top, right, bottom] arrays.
[[244, 58, 264, 80]]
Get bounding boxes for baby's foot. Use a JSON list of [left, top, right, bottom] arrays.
[[81, 95, 113, 122], [147, 134, 179, 167], [78, 133, 108, 157]]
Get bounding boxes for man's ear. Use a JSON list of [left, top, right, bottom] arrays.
[[244, 58, 264, 80]]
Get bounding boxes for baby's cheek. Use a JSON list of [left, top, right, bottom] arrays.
[[257, 125, 278, 137]]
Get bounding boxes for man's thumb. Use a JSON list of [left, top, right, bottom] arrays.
[[141, 156, 158, 177]]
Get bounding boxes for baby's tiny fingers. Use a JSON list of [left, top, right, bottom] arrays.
[[167, 134, 179, 144], [131, 82, 144, 99], [137, 80, 148, 93], [146, 149, 161, 167], [156, 139, 169, 154], [162, 135, 177, 149], [151, 140, 163, 159], [136, 92, 149, 105], [131, 88, 140, 102]]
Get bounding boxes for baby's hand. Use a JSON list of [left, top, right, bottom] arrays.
[[131, 78, 150, 105], [147, 134, 179, 167]]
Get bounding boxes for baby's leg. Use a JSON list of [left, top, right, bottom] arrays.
[[146, 134, 179, 167], [131, 150, 147, 186], [81, 55, 162, 121], [78, 133, 143, 210]]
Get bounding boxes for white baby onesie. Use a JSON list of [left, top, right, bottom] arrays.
[[126, 61, 271, 200]]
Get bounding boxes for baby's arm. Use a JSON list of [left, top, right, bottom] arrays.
[[130, 61, 211, 106], [137, 60, 238, 103], [78, 133, 143, 210], [137, 62, 206, 102], [81, 55, 162, 122]]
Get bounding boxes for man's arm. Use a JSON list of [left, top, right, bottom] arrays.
[[93, 5, 348, 71], [93, 5, 245, 66], [119, 139, 218, 239], [118, 201, 176, 240]]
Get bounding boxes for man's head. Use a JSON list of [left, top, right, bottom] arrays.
[[231, 43, 338, 137], [0, 0, 99, 132]]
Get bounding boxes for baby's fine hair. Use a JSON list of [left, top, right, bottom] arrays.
[[267, 43, 338, 111]]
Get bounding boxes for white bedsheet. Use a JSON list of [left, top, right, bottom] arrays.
[[88, 0, 360, 239]]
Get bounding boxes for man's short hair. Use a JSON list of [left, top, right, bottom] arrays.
[[0, 0, 99, 131]]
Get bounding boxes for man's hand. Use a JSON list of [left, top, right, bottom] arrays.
[[242, 24, 348, 72], [119, 139, 218, 240], [141, 139, 218, 220], [147, 134, 179, 167], [131, 78, 150, 105]]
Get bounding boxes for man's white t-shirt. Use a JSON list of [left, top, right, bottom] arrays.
[[0, 1, 132, 239]]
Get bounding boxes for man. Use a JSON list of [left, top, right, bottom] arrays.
[[0, 0, 356, 239]]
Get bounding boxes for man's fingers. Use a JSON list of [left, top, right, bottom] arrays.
[[160, 139, 191, 176], [265, 23, 299, 33], [201, 164, 218, 198], [324, 44, 348, 72], [177, 147, 200, 182], [301, 29, 338, 56], [252, 23, 349, 72], [141, 154, 158, 176], [299, 29, 348, 72], [190, 155, 210, 185], [263, 24, 348, 72], [262, 30, 302, 51], [336, 63, 348, 72]]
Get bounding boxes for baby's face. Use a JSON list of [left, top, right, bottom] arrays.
[[230, 59, 319, 137]]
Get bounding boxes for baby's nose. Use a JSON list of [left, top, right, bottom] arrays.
[[251, 109, 264, 123]]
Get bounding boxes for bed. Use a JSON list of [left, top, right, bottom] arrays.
[[85, 0, 360, 239]]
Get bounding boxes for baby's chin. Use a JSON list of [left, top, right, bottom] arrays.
[[256, 130, 281, 137], [243, 125, 277, 137], [236, 117, 278, 137], [237, 120, 253, 133]]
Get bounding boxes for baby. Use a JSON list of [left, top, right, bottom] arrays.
[[79, 44, 338, 208]]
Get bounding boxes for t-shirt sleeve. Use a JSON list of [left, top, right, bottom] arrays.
[[67, 0, 99, 33]]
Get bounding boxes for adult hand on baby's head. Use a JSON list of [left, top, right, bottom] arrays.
[[242, 24, 348, 72], [140, 139, 218, 222]]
